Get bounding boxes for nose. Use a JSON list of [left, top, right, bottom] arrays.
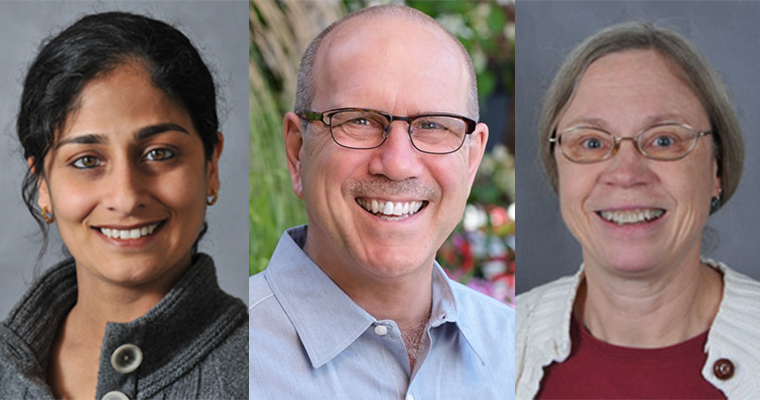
[[601, 138, 656, 188], [367, 121, 424, 180], [101, 160, 151, 215]]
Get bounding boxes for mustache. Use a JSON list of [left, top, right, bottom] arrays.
[[347, 177, 438, 199]]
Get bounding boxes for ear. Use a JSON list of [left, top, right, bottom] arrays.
[[206, 132, 224, 194], [466, 122, 489, 189], [29, 157, 51, 211], [284, 111, 306, 199], [712, 158, 721, 198]]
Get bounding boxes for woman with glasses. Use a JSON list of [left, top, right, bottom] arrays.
[[516, 22, 756, 399], [0, 11, 246, 399]]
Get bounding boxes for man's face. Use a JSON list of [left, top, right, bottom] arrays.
[[285, 16, 488, 283]]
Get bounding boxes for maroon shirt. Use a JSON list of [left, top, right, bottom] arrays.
[[538, 315, 725, 399]]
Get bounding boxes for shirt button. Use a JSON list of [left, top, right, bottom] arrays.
[[405, 394, 415, 400], [102, 391, 130, 400], [713, 358, 734, 380], [374, 325, 389, 336], [111, 344, 143, 374]]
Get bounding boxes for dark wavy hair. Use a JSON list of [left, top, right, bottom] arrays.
[[18, 11, 220, 261]]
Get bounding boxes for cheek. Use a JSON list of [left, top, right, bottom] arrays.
[[159, 167, 208, 217], [49, 176, 98, 223], [430, 156, 468, 206]]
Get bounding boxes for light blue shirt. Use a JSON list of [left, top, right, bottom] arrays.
[[249, 226, 515, 399]]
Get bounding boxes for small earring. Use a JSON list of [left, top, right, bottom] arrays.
[[710, 196, 721, 213], [206, 188, 219, 206], [41, 206, 55, 224]]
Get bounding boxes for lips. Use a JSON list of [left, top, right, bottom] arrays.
[[356, 198, 426, 219], [96, 222, 163, 240], [597, 208, 666, 225]]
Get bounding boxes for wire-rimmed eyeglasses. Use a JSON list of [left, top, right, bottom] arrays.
[[297, 108, 477, 155], [549, 122, 712, 163]]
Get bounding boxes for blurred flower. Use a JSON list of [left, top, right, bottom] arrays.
[[438, 144, 515, 307]]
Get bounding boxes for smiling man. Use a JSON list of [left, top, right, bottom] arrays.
[[249, 5, 515, 399]]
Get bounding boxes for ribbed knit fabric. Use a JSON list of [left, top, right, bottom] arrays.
[[0, 253, 248, 399], [516, 259, 760, 399]]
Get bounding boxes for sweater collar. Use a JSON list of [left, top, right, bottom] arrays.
[[2, 253, 244, 396]]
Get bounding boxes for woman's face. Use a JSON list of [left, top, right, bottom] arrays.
[[555, 49, 720, 274], [36, 63, 222, 288]]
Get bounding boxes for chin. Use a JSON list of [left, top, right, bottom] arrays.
[[594, 250, 666, 275], [357, 250, 430, 280]]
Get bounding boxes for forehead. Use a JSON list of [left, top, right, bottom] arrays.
[[313, 15, 470, 114], [58, 63, 189, 140], [559, 49, 708, 130]]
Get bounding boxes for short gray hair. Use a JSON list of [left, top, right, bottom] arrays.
[[539, 21, 744, 211], [294, 4, 480, 120]]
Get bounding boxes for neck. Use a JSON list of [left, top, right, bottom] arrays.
[[304, 232, 435, 330], [304, 231, 435, 366], [576, 255, 723, 348], [66, 256, 192, 340]]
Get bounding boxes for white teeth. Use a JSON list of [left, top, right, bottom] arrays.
[[100, 223, 161, 240], [600, 209, 664, 225], [393, 202, 403, 216], [357, 198, 425, 219], [383, 202, 394, 215]]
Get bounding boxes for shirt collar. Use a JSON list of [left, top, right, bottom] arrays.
[[265, 225, 488, 368], [429, 264, 490, 364], [264, 226, 375, 368]]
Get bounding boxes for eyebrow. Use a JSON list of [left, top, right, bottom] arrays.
[[135, 122, 190, 141], [560, 113, 690, 132], [55, 122, 190, 149]]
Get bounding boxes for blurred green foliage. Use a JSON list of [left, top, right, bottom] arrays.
[[405, 0, 514, 106]]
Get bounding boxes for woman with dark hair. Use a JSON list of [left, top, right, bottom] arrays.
[[0, 11, 246, 399]]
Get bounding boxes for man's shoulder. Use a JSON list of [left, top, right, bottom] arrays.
[[447, 279, 514, 339], [449, 279, 514, 317]]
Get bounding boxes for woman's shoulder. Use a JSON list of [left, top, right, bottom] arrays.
[[516, 272, 581, 319]]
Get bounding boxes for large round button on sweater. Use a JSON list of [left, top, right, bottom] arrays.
[[713, 358, 735, 380], [111, 344, 143, 374], [102, 390, 130, 400]]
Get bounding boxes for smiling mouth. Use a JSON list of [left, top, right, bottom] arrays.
[[597, 209, 665, 226], [97, 222, 163, 240], [356, 198, 426, 221]]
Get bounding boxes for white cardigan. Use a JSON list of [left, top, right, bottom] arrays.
[[516, 260, 760, 399]]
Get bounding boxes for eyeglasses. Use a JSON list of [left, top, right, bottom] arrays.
[[549, 122, 712, 163], [297, 108, 477, 154]]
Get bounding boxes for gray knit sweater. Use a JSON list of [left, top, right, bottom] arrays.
[[0, 253, 248, 399]]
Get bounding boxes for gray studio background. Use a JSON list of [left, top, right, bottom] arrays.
[[517, 1, 760, 294], [0, 1, 249, 316]]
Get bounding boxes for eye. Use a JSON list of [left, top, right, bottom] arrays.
[[348, 118, 371, 126], [419, 121, 444, 130], [581, 137, 603, 149], [145, 148, 176, 161], [652, 135, 676, 147], [72, 156, 101, 169]]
